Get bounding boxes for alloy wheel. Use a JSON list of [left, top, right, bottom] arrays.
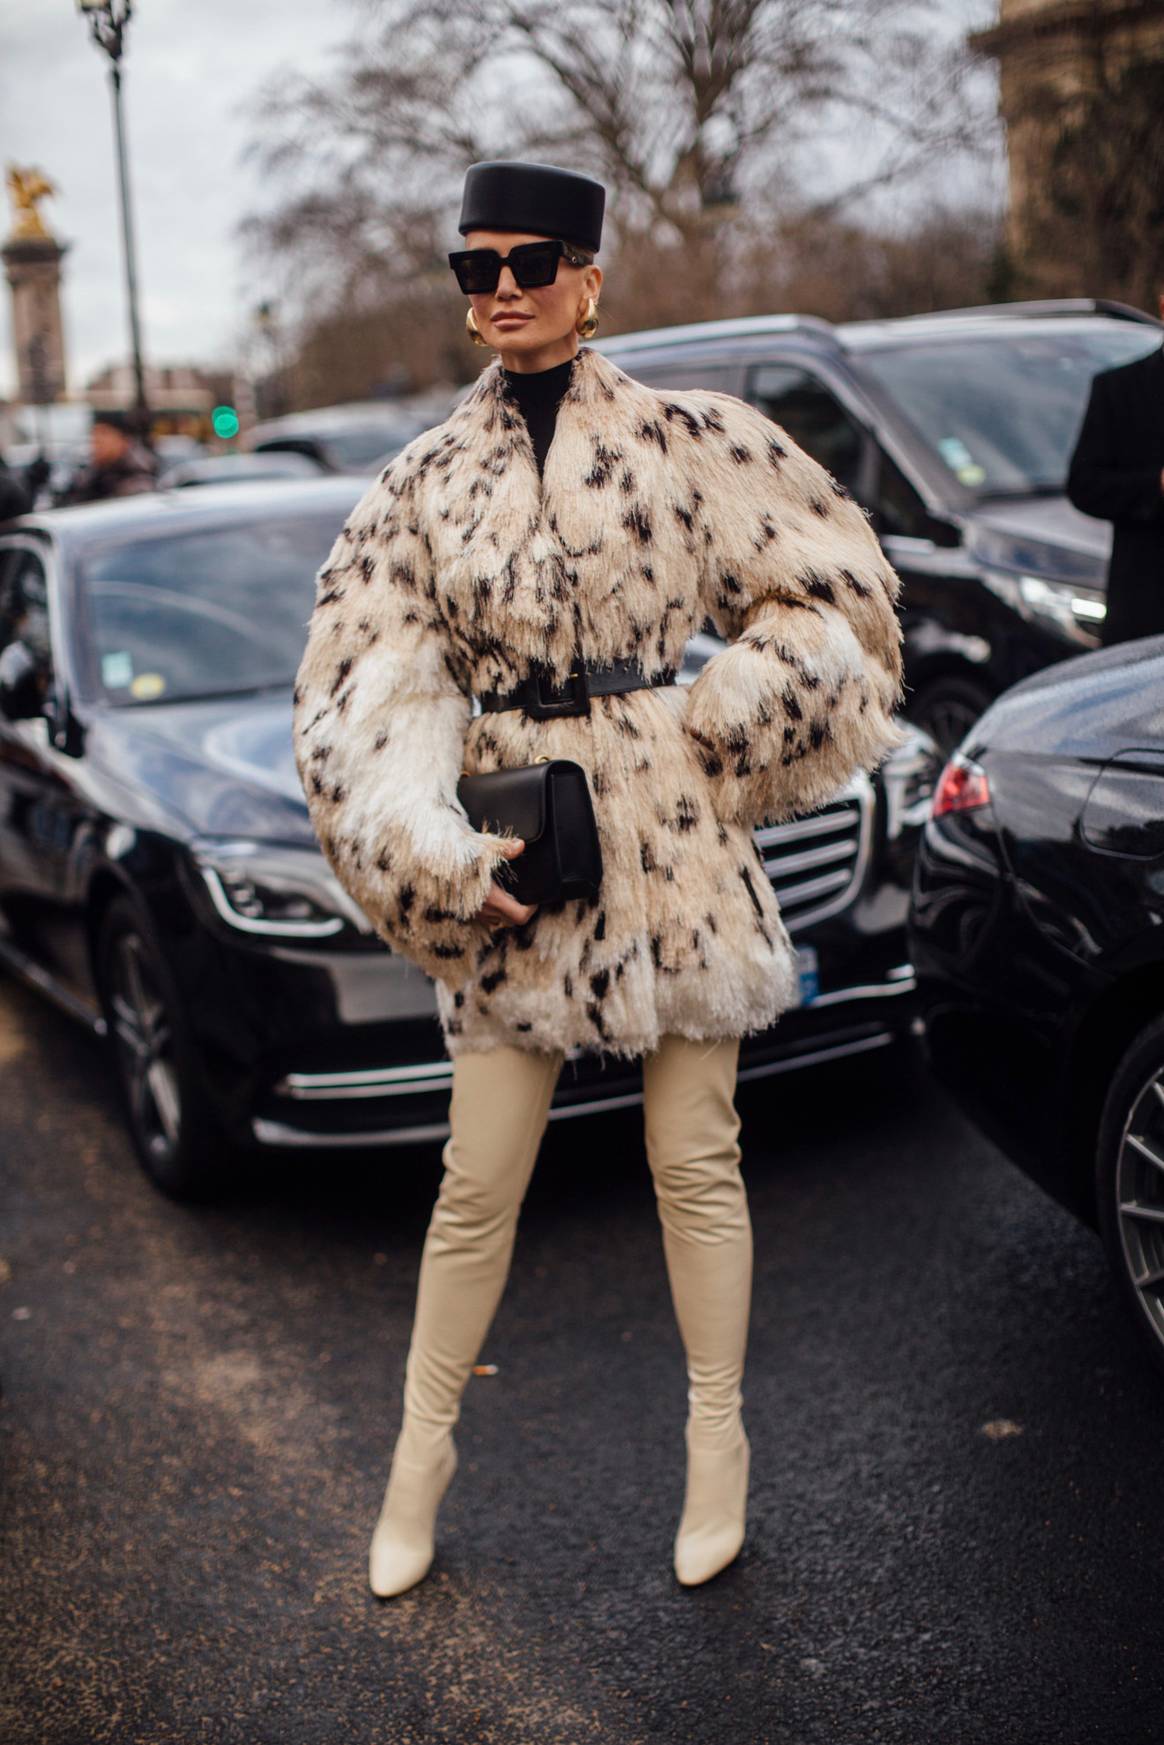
[[1114, 1066, 1164, 1354], [108, 929, 182, 1168]]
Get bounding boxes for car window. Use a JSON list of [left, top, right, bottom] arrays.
[[876, 448, 930, 538], [748, 364, 865, 493], [858, 327, 1163, 496], [77, 514, 349, 705], [0, 546, 52, 673]]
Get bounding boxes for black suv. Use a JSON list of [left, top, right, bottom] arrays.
[[598, 300, 1163, 753]]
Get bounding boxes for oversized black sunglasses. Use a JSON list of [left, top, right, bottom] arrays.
[[447, 238, 590, 295]]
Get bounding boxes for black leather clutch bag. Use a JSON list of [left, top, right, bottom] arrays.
[[456, 759, 603, 908]]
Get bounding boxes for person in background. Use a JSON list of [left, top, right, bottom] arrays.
[[1066, 293, 1164, 646], [22, 452, 52, 506], [55, 410, 157, 506], [0, 452, 33, 523]]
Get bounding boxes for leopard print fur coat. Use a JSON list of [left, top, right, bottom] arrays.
[[292, 345, 909, 1059]]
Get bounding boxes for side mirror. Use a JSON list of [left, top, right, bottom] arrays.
[[0, 640, 47, 722]]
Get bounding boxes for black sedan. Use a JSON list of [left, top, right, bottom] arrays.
[[0, 480, 936, 1199], [908, 636, 1164, 1372], [244, 403, 434, 474]]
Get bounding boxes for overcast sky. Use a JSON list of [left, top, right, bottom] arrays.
[[0, 0, 354, 400], [1, 0, 995, 406]]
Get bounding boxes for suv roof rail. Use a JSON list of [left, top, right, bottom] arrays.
[[596, 313, 841, 354], [891, 297, 1161, 327]]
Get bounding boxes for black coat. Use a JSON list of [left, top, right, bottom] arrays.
[[0, 463, 32, 524], [54, 443, 157, 507], [1066, 340, 1164, 645]]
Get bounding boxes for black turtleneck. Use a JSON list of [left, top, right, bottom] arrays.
[[502, 355, 576, 477]]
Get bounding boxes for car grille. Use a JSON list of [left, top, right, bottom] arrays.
[[753, 778, 871, 933]]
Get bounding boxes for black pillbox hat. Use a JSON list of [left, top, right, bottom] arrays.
[[458, 160, 605, 254]]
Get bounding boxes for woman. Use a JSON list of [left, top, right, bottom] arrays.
[[292, 159, 908, 1598]]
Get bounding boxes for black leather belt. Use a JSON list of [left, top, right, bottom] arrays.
[[477, 657, 677, 719]]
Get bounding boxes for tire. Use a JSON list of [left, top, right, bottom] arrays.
[[1095, 1013, 1164, 1380], [907, 675, 994, 759], [95, 893, 233, 1201]]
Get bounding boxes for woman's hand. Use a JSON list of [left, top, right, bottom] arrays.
[[476, 837, 538, 929]]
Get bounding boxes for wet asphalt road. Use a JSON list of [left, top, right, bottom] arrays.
[[2, 971, 1164, 1745]]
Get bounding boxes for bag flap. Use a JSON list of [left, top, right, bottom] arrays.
[[457, 764, 551, 843]]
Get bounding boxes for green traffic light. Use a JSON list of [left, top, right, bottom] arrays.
[[211, 405, 240, 440]]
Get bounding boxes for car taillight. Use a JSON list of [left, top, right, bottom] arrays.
[[932, 752, 991, 817]]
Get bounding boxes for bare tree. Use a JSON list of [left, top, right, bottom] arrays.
[[235, 0, 997, 396], [242, 0, 988, 280]]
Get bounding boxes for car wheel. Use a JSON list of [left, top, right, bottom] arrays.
[[908, 676, 993, 759], [1095, 1014, 1164, 1379], [96, 893, 230, 1201]]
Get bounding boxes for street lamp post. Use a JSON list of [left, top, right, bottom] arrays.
[[75, 0, 150, 438]]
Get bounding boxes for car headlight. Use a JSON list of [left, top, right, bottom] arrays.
[[980, 569, 1105, 646], [190, 839, 376, 940]]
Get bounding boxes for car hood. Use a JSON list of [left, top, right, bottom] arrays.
[[88, 691, 318, 845], [964, 495, 1111, 588], [963, 499, 1116, 593], [86, 643, 721, 845]]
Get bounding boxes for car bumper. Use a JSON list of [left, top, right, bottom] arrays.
[[172, 756, 929, 1151], [245, 937, 918, 1149]]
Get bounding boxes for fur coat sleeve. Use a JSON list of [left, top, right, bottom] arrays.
[[290, 450, 510, 982], [679, 394, 911, 829]]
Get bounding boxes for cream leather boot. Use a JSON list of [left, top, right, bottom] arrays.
[[641, 1035, 753, 1587], [368, 1044, 564, 1598], [673, 1421, 750, 1586], [369, 1428, 458, 1599]]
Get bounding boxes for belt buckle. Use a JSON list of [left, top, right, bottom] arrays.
[[527, 666, 591, 719]]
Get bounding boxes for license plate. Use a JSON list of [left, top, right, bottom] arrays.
[[795, 944, 820, 1006]]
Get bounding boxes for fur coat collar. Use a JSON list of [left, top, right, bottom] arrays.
[[292, 345, 908, 1058]]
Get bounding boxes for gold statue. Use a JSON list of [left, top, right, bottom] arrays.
[[6, 166, 58, 242]]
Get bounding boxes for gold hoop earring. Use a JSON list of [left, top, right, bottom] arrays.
[[576, 297, 600, 340], [466, 307, 491, 348]]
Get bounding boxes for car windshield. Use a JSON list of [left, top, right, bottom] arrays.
[[79, 513, 348, 705], [859, 325, 1162, 497]]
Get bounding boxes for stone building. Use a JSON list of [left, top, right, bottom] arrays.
[[84, 360, 218, 436], [971, 0, 1164, 297]]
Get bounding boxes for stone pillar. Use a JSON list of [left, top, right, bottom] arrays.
[[2, 233, 70, 404]]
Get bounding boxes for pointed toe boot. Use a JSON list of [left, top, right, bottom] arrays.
[[673, 1424, 750, 1587], [368, 1431, 458, 1599]]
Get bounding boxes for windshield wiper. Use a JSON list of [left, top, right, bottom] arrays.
[[111, 680, 293, 708], [973, 484, 1066, 501]]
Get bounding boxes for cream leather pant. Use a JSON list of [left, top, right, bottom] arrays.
[[399, 1034, 751, 1455]]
